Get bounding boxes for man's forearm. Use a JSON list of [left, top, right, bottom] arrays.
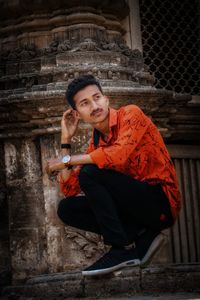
[[60, 153, 94, 181], [61, 137, 94, 166], [47, 136, 95, 180], [71, 154, 94, 165]]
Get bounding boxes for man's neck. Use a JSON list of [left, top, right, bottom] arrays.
[[93, 109, 110, 136], [93, 117, 109, 136]]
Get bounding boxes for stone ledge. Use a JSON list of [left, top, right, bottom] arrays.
[[2, 264, 200, 300]]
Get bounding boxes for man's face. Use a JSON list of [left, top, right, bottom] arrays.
[[73, 84, 109, 126]]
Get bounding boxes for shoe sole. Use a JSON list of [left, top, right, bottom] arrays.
[[82, 258, 140, 277], [140, 233, 166, 267]]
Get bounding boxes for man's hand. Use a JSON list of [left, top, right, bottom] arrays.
[[45, 158, 63, 177], [61, 109, 79, 142]]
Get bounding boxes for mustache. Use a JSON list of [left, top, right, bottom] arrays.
[[90, 108, 103, 117]]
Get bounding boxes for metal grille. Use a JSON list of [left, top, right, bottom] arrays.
[[167, 145, 200, 263], [140, 0, 200, 95]]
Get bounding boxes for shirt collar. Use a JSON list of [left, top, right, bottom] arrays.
[[93, 107, 118, 147], [109, 107, 118, 128], [100, 107, 118, 144]]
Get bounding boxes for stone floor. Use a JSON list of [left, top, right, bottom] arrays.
[[1, 293, 200, 300], [1, 264, 200, 300], [98, 295, 200, 300]]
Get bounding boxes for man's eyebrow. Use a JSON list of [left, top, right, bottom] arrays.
[[93, 92, 101, 96]]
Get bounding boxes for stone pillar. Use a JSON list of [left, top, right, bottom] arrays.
[[0, 142, 11, 290], [123, 0, 143, 52], [39, 135, 63, 273], [4, 138, 48, 283]]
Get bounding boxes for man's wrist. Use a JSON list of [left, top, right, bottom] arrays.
[[61, 137, 72, 144], [62, 155, 71, 166]]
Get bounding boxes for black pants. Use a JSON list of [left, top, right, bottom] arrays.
[[57, 165, 173, 247]]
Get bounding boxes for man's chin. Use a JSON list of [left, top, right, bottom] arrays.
[[92, 114, 107, 123]]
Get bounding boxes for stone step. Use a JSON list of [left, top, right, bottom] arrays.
[[2, 264, 200, 300]]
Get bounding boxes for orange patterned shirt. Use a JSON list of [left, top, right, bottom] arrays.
[[60, 105, 181, 220]]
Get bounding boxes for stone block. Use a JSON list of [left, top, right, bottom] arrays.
[[24, 271, 83, 299], [10, 227, 48, 283], [0, 231, 10, 268], [0, 143, 11, 290], [4, 139, 42, 184], [84, 267, 140, 298], [8, 185, 44, 228], [41, 55, 56, 71], [141, 264, 200, 294], [5, 63, 19, 75], [0, 269, 11, 294], [0, 188, 8, 228], [19, 59, 41, 74], [45, 225, 65, 273], [31, 84, 46, 91], [42, 186, 60, 223]]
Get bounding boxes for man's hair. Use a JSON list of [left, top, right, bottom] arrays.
[[66, 75, 103, 109]]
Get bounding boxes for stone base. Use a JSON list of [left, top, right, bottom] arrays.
[[2, 264, 200, 300]]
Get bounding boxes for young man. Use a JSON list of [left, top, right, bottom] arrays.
[[46, 75, 181, 277]]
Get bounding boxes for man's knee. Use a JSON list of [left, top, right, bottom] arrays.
[[79, 164, 100, 176]]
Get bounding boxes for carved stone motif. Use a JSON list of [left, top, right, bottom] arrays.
[[43, 40, 59, 54], [64, 227, 105, 259], [1, 44, 40, 62], [57, 40, 71, 52], [71, 38, 100, 52], [0, 36, 148, 92]]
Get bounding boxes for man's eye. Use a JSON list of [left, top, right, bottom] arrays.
[[81, 101, 88, 106]]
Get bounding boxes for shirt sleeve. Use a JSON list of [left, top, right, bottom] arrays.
[[89, 105, 150, 171], [59, 166, 81, 197], [59, 140, 94, 197]]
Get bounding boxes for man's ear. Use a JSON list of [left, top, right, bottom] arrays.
[[74, 109, 81, 120]]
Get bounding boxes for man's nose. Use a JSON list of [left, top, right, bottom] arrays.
[[91, 100, 99, 110]]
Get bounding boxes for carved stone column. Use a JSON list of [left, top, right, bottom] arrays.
[[0, 142, 11, 290], [4, 138, 48, 282], [123, 0, 143, 51]]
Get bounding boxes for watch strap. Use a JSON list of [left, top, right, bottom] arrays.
[[67, 165, 73, 170], [61, 143, 71, 149]]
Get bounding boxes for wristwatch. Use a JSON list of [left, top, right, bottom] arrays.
[[61, 155, 71, 168]]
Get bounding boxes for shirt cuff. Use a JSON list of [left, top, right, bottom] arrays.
[[59, 170, 80, 196], [89, 147, 107, 168]]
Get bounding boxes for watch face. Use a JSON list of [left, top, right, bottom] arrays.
[[62, 155, 70, 164]]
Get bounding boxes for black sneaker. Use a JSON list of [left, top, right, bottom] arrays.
[[82, 247, 140, 277], [136, 229, 166, 267]]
